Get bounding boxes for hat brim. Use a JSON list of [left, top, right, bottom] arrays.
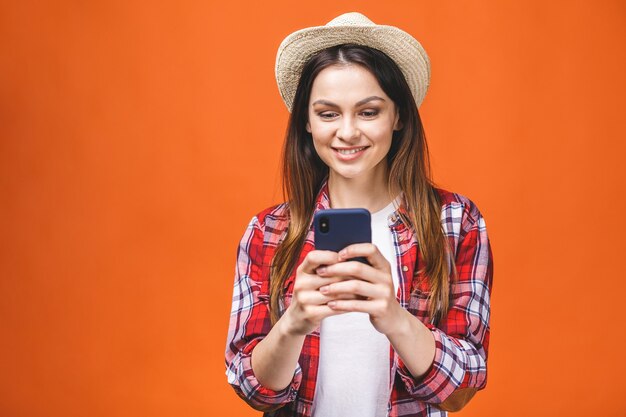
[[275, 24, 430, 112]]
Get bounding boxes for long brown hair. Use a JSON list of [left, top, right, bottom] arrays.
[[270, 44, 453, 326]]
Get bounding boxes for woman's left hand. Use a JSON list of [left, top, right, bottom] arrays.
[[315, 243, 404, 336]]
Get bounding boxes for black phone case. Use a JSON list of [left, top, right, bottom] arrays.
[[314, 208, 371, 264]]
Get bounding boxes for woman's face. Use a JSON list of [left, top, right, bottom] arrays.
[[306, 64, 401, 183]]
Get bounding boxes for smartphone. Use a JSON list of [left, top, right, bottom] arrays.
[[314, 208, 371, 264]]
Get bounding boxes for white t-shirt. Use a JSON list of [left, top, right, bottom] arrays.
[[311, 199, 400, 417]]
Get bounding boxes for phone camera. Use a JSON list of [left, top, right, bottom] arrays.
[[319, 217, 329, 233]]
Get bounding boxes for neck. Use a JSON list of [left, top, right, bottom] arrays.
[[328, 168, 398, 213]]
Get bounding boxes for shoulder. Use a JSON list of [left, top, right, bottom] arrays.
[[252, 202, 290, 229], [246, 202, 291, 247], [237, 203, 291, 266], [435, 187, 487, 238]]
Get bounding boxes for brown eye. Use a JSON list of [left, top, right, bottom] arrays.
[[360, 110, 379, 118], [319, 112, 338, 120]]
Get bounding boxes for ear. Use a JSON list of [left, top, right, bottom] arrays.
[[393, 113, 403, 131], [306, 121, 312, 133]]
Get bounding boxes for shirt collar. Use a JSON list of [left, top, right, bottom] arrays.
[[313, 179, 331, 213], [311, 178, 408, 229]]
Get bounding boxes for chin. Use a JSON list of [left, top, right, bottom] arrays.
[[331, 168, 367, 180]]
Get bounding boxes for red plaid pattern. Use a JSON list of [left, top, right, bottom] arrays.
[[225, 182, 493, 416]]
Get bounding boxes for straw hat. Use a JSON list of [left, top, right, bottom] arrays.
[[275, 12, 431, 112]]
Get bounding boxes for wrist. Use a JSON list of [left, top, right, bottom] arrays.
[[384, 303, 412, 340], [278, 306, 299, 338]]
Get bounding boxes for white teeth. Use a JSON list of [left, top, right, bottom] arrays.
[[337, 147, 366, 155]]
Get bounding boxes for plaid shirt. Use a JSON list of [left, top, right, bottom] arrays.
[[225, 182, 493, 417]]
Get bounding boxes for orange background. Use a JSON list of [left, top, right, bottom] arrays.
[[1, 1, 625, 416]]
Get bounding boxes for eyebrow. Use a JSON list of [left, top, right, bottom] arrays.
[[311, 96, 386, 108]]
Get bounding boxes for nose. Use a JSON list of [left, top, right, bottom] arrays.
[[336, 115, 360, 142]]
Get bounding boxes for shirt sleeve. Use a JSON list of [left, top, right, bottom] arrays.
[[224, 216, 303, 412], [396, 200, 493, 409]]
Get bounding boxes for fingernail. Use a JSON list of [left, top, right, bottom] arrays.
[[320, 285, 329, 294], [327, 301, 336, 308], [317, 266, 327, 275]]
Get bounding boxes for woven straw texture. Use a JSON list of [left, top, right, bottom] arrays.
[[275, 12, 431, 112]]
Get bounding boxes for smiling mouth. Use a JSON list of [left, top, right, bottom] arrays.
[[334, 146, 369, 155]]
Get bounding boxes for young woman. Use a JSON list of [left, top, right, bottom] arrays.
[[225, 12, 493, 417]]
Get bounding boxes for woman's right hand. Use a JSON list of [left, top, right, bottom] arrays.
[[282, 249, 353, 336]]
